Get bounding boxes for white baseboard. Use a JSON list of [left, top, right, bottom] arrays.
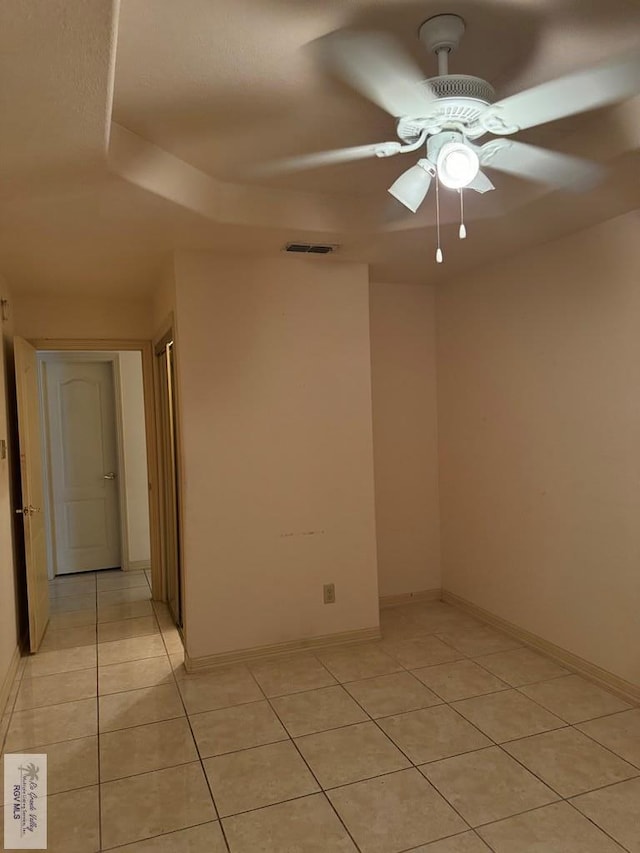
[[128, 560, 151, 572], [379, 588, 442, 609], [442, 590, 640, 705], [185, 626, 381, 672]]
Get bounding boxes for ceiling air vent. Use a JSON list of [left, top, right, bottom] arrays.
[[284, 243, 339, 255]]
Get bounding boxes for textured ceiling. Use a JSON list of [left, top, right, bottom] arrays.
[[0, 0, 117, 198], [113, 0, 640, 191], [0, 0, 639, 296]]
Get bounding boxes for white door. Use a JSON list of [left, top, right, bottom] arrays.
[[43, 360, 121, 574], [14, 337, 50, 651]]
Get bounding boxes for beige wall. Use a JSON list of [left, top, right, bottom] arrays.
[[0, 280, 20, 716], [437, 211, 640, 686], [151, 259, 176, 336], [370, 282, 441, 598], [174, 253, 379, 660], [12, 293, 153, 340]]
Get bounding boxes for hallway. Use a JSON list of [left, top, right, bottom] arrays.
[[1, 592, 639, 851]]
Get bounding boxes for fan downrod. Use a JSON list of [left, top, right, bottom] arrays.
[[419, 14, 465, 75]]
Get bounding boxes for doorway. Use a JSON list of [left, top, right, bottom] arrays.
[[39, 351, 152, 579], [14, 336, 177, 652], [155, 333, 182, 628]]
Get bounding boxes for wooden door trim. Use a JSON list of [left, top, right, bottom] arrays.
[[152, 320, 185, 634], [14, 337, 50, 651], [28, 339, 162, 603]]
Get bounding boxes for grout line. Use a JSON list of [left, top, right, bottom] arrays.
[[22, 657, 98, 678], [324, 687, 476, 840], [158, 614, 232, 853], [216, 790, 336, 822], [421, 682, 638, 850], [252, 655, 536, 843], [472, 827, 499, 853], [98, 819, 222, 852], [412, 675, 608, 825], [12, 688, 97, 714], [99, 709, 186, 737], [411, 682, 513, 704], [496, 714, 640, 773], [97, 606, 157, 624], [507, 685, 607, 728], [473, 798, 636, 853], [96, 623, 161, 643], [391, 829, 493, 853], [470, 658, 572, 689], [99, 583, 218, 851], [8, 595, 637, 852], [575, 722, 640, 772], [476, 829, 500, 853], [565, 797, 636, 853], [100, 755, 200, 786], [513, 697, 636, 728], [248, 611, 639, 842], [488, 723, 571, 745], [304, 614, 638, 848], [469, 799, 565, 829], [140, 603, 637, 849], [4, 576, 98, 757], [242, 667, 367, 853], [564, 770, 640, 799], [172, 733, 290, 762], [98, 649, 167, 667]]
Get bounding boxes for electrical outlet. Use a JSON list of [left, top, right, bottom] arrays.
[[323, 583, 336, 604]]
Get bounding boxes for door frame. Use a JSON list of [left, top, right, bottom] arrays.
[[38, 351, 133, 579], [152, 315, 185, 619], [28, 338, 162, 601], [14, 337, 50, 651]]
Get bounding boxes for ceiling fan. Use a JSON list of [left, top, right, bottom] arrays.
[[257, 15, 640, 260]]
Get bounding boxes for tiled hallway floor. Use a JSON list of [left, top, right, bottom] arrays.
[[1, 580, 639, 852]]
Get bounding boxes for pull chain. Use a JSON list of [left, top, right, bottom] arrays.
[[459, 189, 467, 239], [435, 174, 443, 263]]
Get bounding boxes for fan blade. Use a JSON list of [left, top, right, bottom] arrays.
[[388, 160, 433, 212], [467, 170, 495, 194], [479, 140, 604, 189], [251, 141, 402, 176], [481, 51, 640, 134], [315, 31, 437, 118]]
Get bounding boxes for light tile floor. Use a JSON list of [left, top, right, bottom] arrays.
[[1, 585, 639, 852]]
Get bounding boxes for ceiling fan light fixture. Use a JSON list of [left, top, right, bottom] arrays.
[[388, 159, 434, 213], [436, 142, 480, 189]]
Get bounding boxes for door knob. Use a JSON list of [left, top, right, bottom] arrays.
[[103, 472, 117, 480], [15, 505, 40, 515]]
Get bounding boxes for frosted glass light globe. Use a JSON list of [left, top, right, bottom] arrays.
[[437, 142, 479, 189]]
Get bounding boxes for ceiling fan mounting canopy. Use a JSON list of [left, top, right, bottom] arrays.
[[418, 13, 466, 55]]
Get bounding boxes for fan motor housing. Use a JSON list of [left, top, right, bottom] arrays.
[[428, 74, 495, 103], [397, 74, 495, 142]]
